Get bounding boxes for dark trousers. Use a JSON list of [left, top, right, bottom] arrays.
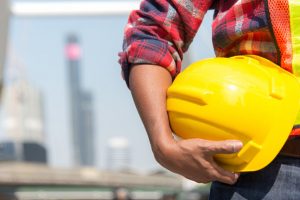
[[209, 155, 300, 200]]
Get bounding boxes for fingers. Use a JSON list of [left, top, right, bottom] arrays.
[[190, 158, 239, 185], [196, 139, 242, 184], [208, 140, 243, 155], [210, 158, 240, 184], [164, 139, 243, 184]]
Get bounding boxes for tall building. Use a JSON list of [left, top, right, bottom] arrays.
[[0, 79, 47, 163], [65, 34, 95, 166], [107, 137, 130, 171]]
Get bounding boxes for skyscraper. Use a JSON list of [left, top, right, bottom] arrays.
[[1, 79, 47, 163], [65, 34, 95, 166]]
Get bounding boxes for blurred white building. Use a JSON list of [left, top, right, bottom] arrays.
[[107, 137, 130, 171], [0, 79, 47, 163]]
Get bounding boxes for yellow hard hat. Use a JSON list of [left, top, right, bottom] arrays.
[[167, 55, 300, 172]]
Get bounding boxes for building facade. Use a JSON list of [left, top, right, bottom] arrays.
[[0, 79, 47, 163]]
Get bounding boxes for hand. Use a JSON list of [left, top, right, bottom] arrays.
[[154, 138, 243, 184]]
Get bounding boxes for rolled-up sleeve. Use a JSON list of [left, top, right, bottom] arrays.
[[119, 0, 214, 86]]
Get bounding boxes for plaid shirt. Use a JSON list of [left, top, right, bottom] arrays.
[[119, 0, 280, 85]]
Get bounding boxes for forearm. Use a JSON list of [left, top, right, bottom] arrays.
[[129, 64, 174, 156]]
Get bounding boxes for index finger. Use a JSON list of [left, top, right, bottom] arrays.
[[208, 140, 243, 155]]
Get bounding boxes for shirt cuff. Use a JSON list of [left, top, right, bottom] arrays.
[[119, 39, 181, 87]]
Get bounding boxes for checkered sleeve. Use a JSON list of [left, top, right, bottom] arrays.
[[119, 0, 213, 86]]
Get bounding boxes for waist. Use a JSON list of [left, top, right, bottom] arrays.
[[279, 135, 300, 158]]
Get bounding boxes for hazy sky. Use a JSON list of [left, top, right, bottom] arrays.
[[2, 0, 215, 172]]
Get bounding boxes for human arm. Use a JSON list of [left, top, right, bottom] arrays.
[[120, 0, 242, 184], [129, 64, 242, 184]]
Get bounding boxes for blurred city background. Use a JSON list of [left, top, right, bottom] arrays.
[[0, 0, 215, 199]]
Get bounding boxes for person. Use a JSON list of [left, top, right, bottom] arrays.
[[113, 188, 132, 200], [119, 0, 300, 199]]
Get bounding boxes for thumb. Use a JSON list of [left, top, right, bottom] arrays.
[[209, 140, 243, 155]]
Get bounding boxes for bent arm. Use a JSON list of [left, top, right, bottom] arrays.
[[129, 64, 174, 157], [129, 64, 242, 184]]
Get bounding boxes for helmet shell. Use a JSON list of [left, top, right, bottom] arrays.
[[167, 55, 300, 172]]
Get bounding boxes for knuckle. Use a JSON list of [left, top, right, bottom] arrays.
[[224, 174, 237, 185], [198, 142, 209, 151], [222, 143, 234, 153], [227, 178, 237, 185], [223, 143, 231, 151]]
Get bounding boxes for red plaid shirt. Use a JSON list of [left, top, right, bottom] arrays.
[[119, 0, 279, 84]]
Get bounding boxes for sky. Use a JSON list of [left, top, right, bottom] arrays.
[[1, 0, 215, 172]]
